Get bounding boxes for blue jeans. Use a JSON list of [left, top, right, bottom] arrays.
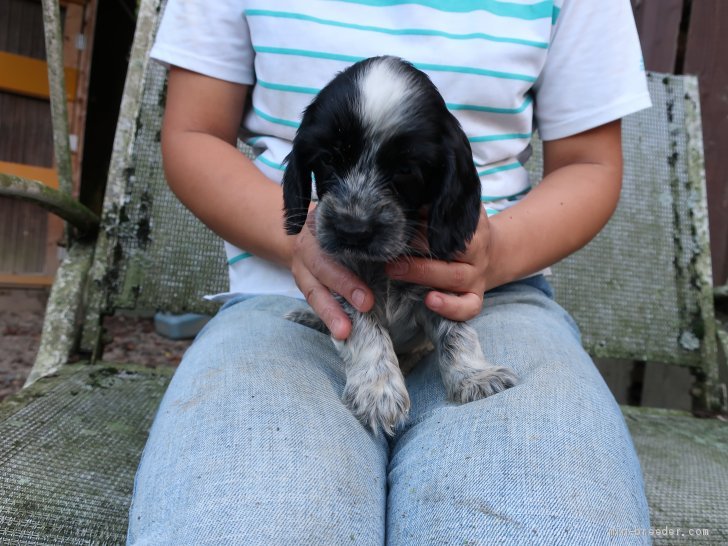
[[127, 277, 650, 545]]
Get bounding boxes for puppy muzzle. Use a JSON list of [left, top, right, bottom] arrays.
[[315, 184, 409, 262]]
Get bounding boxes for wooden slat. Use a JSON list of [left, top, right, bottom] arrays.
[[0, 197, 48, 274], [0, 92, 54, 167], [0, 51, 77, 100], [684, 0, 728, 286], [0, 161, 58, 188], [66, 1, 98, 192], [0, 274, 54, 287], [0, 0, 46, 60], [631, 0, 684, 73], [63, 4, 84, 68]]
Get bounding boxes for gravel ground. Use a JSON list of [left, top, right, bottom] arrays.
[[0, 309, 191, 402]]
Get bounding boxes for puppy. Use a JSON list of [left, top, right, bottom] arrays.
[[282, 56, 517, 435]]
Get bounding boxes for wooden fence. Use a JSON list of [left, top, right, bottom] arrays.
[[631, 0, 728, 286]]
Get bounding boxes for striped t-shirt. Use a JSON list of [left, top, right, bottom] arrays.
[[151, 0, 651, 300]]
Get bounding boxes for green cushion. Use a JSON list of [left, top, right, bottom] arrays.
[[623, 405, 728, 544], [0, 363, 172, 545], [1, 368, 726, 544]]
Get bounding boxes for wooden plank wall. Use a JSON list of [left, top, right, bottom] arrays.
[[0, 0, 55, 279], [683, 1, 728, 288], [632, 0, 728, 286], [0, 0, 96, 285]]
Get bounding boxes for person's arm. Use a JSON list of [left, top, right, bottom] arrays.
[[385, 120, 623, 320], [161, 67, 374, 338], [161, 67, 290, 265], [489, 119, 623, 287]]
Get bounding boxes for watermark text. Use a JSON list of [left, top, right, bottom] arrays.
[[609, 527, 710, 538]]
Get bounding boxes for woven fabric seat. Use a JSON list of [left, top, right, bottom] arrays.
[[0, 364, 173, 545], [0, 377, 725, 545], [624, 407, 728, 544]]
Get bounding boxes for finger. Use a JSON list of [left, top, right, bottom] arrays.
[[295, 266, 352, 340], [425, 290, 483, 322], [386, 257, 475, 293], [305, 253, 374, 313]]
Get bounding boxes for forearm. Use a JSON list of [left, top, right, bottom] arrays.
[[160, 67, 294, 268], [485, 159, 621, 291], [162, 130, 293, 269]]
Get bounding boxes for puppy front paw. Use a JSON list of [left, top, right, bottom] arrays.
[[284, 309, 329, 334], [431, 321, 518, 404], [448, 365, 518, 404], [343, 370, 410, 436]]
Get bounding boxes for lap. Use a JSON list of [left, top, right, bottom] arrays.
[[128, 279, 649, 545], [127, 296, 388, 545], [388, 278, 650, 544]]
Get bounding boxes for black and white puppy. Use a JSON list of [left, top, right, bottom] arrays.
[[283, 56, 517, 435]]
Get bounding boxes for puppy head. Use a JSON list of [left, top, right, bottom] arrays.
[[282, 56, 481, 261]]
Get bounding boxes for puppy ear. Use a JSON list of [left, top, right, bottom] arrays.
[[282, 148, 312, 235], [428, 117, 482, 260]]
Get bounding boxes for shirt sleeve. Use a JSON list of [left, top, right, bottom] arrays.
[[533, 0, 652, 141], [149, 0, 255, 85]]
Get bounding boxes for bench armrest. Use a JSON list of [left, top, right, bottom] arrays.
[[0, 173, 99, 235]]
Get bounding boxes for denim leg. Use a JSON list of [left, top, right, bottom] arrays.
[[386, 279, 650, 545], [127, 296, 388, 545]]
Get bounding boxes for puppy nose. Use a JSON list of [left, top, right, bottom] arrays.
[[336, 217, 374, 245]]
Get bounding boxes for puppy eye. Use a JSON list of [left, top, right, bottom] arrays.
[[393, 164, 418, 183], [390, 163, 422, 201]]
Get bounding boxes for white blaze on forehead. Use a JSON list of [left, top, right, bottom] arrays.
[[358, 59, 415, 134]]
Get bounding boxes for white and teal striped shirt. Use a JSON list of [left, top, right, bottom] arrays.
[[151, 0, 651, 299]]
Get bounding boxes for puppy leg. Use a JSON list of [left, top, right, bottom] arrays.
[[284, 309, 330, 335], [334, 312, 410, 436], [423, 313, 518, 403]]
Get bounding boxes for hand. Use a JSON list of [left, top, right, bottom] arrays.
[[385, 207, 492, 321], [290, 208, 375, 340]]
